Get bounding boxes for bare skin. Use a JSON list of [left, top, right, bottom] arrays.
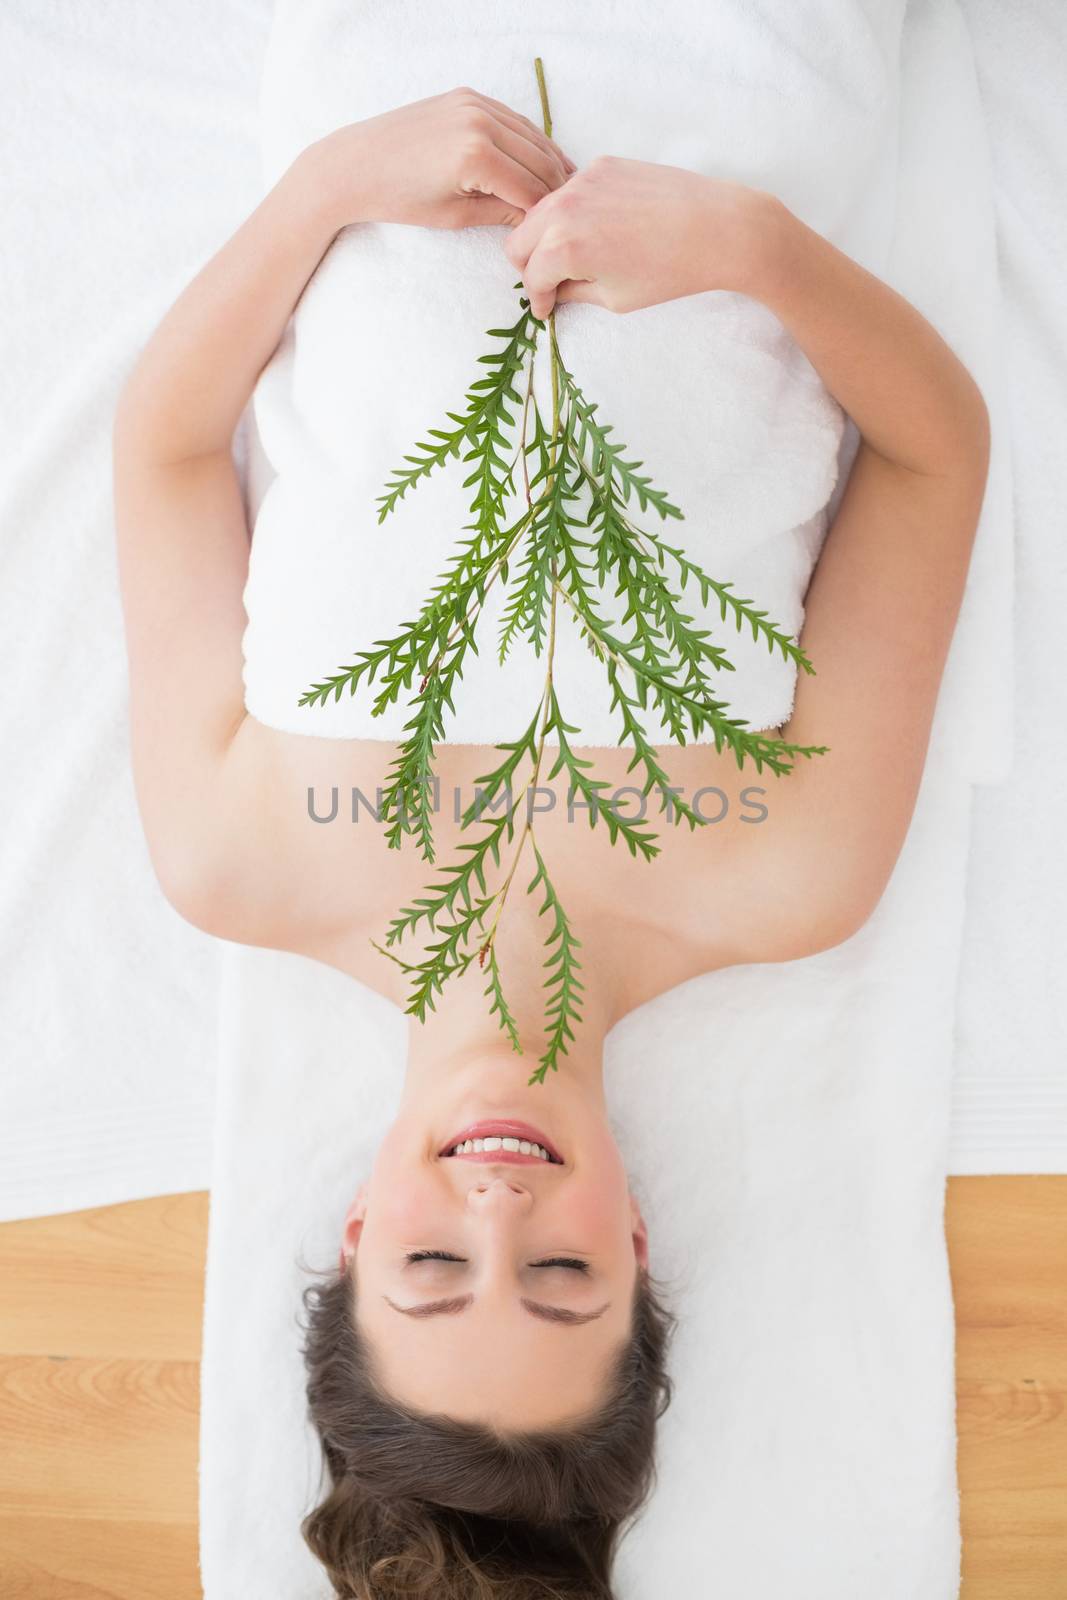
[[113, 87, 990, 1429]]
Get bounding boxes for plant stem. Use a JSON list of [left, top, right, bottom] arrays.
[[479, 463, 568, 960], [515, 337, 537, 504], [478, 55, 561, 965], [534, 56, 553, 139], [480, 593, 557, 956]]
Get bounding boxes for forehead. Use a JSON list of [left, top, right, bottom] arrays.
[[353, 1283, 630, 1430]]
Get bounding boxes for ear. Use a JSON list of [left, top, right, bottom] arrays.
[[629, 1194, 649, 1270], [339, 1183, 369, 1268]]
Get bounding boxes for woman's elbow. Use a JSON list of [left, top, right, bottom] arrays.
[[147, 838, 235, 940], [945, 376, 991, 487], [150, 854, 215, 936]]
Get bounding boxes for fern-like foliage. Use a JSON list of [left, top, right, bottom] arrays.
[[526, 844, 584, 1084], [299, 61, 829, 1080], [376, 305, 535, 523]]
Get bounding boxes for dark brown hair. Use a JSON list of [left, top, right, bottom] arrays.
[[300, 1260, 676, 1598]]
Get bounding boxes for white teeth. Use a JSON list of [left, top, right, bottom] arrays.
[[446, 1135, 558, 1161]]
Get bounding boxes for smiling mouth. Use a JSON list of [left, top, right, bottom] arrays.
[[438, 1120, 564, 1166]]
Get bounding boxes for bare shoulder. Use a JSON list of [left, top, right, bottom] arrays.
[[556, 742, 861, 983], [661, 768, 875, 973], [158, 714, 393, 958]]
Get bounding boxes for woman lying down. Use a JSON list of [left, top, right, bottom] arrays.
[[113, 85, 989, 1600]]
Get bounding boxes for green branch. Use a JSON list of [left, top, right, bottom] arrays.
[[300, 55, 829, 1072]]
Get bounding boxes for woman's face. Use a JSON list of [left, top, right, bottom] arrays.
[[341, 1066, 648, 1431]]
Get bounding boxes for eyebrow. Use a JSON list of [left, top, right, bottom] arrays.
[[382, 1294, 610, 1326]]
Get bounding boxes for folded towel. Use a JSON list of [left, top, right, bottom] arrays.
[[241, 0, 920, 746], [242, 0, 1012, 775], [201, 2, 1010, 1596]]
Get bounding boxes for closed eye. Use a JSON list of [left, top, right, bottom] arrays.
[[405, 1251, 589, 1272]]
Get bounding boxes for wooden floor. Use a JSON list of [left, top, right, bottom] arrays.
[[0, 1178, 1063, 1599]]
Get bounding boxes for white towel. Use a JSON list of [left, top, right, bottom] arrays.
[[240, 0, 902, 746], [241, 0, 1011, 776], [200, 1, 1011, 1595]]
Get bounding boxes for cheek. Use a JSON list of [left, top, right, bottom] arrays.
[[364, 1127, 441, 1233], [369, 1173, 442, 1236], [567, 1181, 631, 1242], [359, 1175, 449, 1271], [570, 1136, 633, 1240]]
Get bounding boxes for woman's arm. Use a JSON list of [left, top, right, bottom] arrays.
[[507, 157, 989, 470], [112, 149, 341, 920], [748, 198, 989, 475], [507, 163, 990, 955], [115, 91, 575, 464], [113, 89, 575, 929], [739, 202, 990, 953]]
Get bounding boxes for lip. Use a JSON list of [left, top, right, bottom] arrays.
[[438, 1119, 564, 1165]]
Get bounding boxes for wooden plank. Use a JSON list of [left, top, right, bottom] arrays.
[[0, 1517, 198, 1600], [0, 1356, 198, 1522], [0, 1195, 204, 1595], [0, 1194, 207, 1362], [948, 1176, 1067, 1599], [0, 1177, 1062, 1598]]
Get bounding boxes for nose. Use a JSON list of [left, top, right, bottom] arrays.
[[465, 1177, 534, 1214]]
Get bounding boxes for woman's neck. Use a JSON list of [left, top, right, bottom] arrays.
[[402, 909, 616, 1110]]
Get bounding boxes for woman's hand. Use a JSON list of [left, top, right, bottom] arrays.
[[504, 155, 774, 319], [313, 86, 577, 232]]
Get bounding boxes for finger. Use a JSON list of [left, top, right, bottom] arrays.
[[452, 192, 528, 229], [467, 89, 577, 172], [490, 119, 570, 193], [490, 109, 577, 175], [504, 191, 557, 272], [464, 144, 550, 216], [555, 277, 603, 306], [523, 237, 574, 321]]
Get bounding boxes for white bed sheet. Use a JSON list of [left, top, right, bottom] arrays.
[[0, 0, 273, 1221], [948, 0, 1067, 1173]]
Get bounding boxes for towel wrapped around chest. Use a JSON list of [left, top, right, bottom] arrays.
[[240, 0, 911, 746]]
